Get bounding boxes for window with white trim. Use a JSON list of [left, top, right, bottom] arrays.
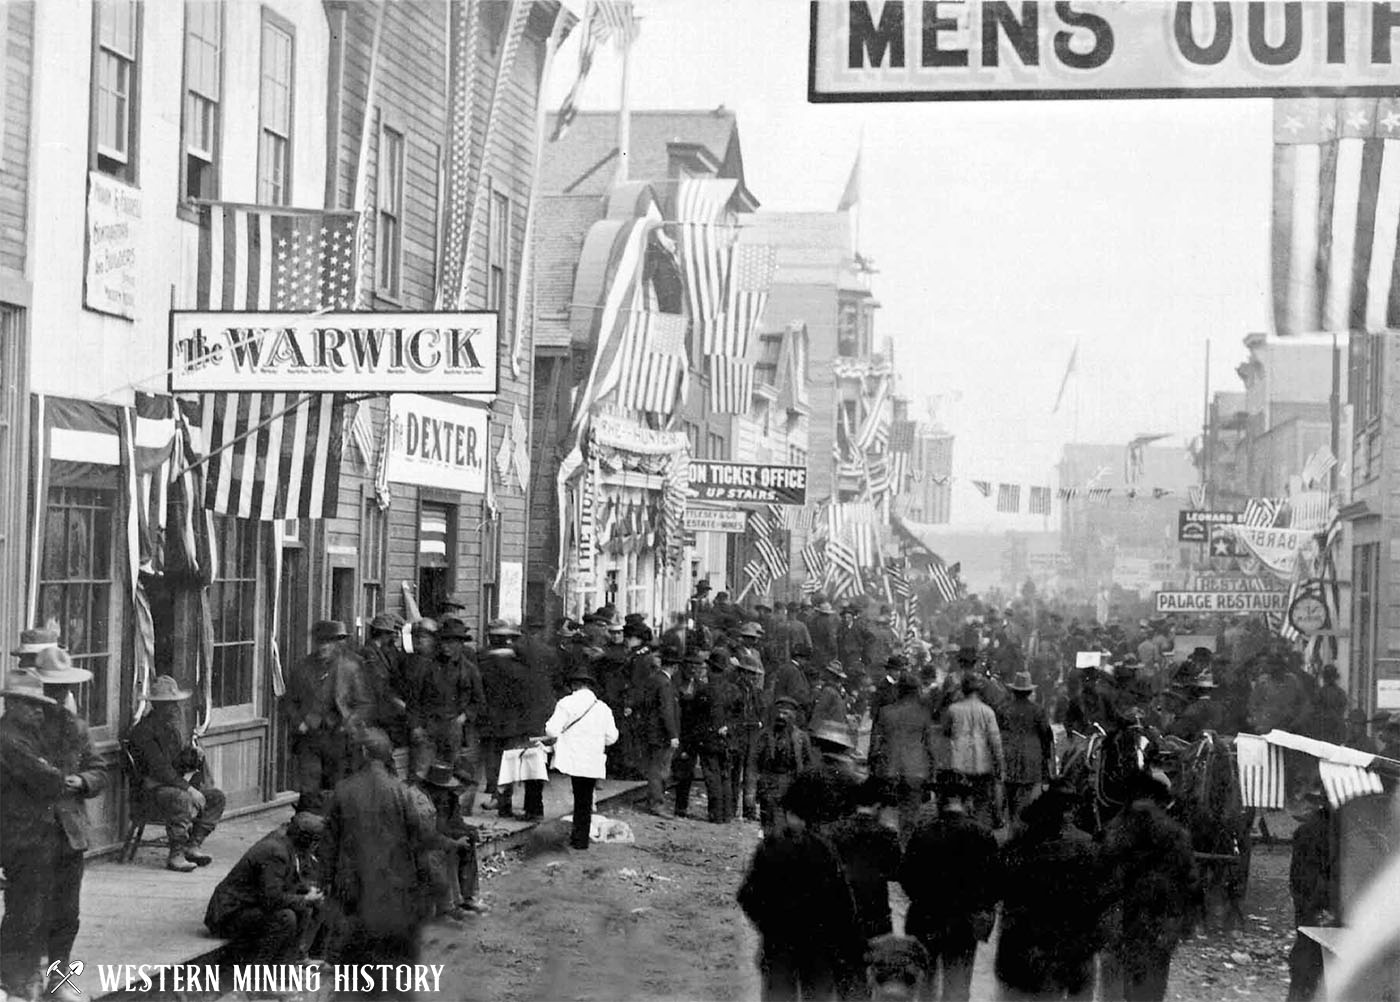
[[376, 125, 405, 297], [182, 1, 222, 200], [488, 188, 510, 320], [91, 0, 140, 182], [209, 516, 257, 711], [257, 12, 294, 206]]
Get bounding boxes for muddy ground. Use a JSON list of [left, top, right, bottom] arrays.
[[431, 802, 1299, 1002]]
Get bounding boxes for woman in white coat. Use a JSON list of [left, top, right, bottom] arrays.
[[544, 666, 619, 850]]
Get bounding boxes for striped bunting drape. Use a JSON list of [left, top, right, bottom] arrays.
[[192, 204, 356, 520], [1234, 733, 1286, 810], [617, 309, 687, 414]]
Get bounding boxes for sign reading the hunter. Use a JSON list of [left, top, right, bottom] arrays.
[[688, 462, 808, 505], [810, 2, 1400, 102], [168, 311, 499, 393]]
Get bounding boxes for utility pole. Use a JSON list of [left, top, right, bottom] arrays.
[[1201, 340, 1212, 509]]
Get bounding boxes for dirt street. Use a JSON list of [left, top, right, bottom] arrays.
[[432, 803, 1300, 1002]]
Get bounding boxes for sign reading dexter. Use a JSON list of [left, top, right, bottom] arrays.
[[1154, 590, 1289, 614], [688, 462, 808, 505], [385, 394, 488, 494], [810, 1, 1400, 102], [169, 311, 498, 393]]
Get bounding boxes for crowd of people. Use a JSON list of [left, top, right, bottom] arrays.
[[4, 582, 1399, 1001]]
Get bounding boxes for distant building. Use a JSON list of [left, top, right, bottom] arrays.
[[907, 427, 954, 524]]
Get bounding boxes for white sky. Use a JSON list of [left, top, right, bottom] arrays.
[[545, 0, 1274, 530]]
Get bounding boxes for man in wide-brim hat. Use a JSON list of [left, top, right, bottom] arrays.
[[413, 760, 484, 919], [545, 661, 619, 850], [1000, 672, 1052, 824], [129, 674, 227, 871], [1167, 670, 1224, 742], [283, 620, 373, 813], [2, 659, 107, 1002]]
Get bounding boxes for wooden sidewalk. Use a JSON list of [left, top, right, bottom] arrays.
[[1, 775, 643, 1000]]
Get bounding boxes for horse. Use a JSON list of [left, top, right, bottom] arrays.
[[1159, 731, 1252, 934], [1057, 717, 1155, 836]]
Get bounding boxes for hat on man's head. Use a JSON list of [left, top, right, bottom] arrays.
[[358, 727, 395, 764], [146, 674, 192, 702], [814, 600, 836, 615], [288, 811, 326, 842], [694, 580, 712, 594], [312, 620, 349, 644], [486, 619, 522, 637], [33, 647, 93, 685], [738, 621, 764, 639], [369, 612, 405, 634], [622, 621, 650, 641], [791, 643, 814, 660], [773, 695, 800, 712], [810, 718, 854, 748], [439, 619, 472, 641], [1190, 671, 1219, 689], [440, 594, 469, 611], [583, 611, 609, 625], [412, 617, 439, 634], [1009, 672, 1036, 693], [567, 668, 598, 687], [755, 602, 773, 613], [820, 660, 847, 680], [739, 651, 764, 675], [421, 762, 462, 790], [685, 649, 711, 666], [1, 667, 57, 705], [11, 627, 59, 658]]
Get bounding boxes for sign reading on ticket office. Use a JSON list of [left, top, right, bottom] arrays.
[[1153, 590, 1289, 614], [810, 1, 1400, 102], [688, 462, 808, 505], [168, 311, 499, 393]]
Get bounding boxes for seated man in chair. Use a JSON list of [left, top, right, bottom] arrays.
[[128, 675, 226, 872]]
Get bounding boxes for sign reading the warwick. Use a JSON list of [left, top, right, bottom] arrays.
[[385, 394, 488, 494], [168, 311, 499, 394], [688, 462, 807, 505], [810, 2, 1400, 102]]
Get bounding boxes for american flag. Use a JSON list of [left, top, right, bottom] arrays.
[[800, 540, 827, 584], [856, 377, 891, 452], [593, 0, 639, 46], [706, 243, 777, 357], [617, 310, 687, 414], [1058, 487, 1078, 501], [997, 483, 1021, 514], [753, 511, 789, 579], [706, 356, 754, 414], [744, 558, 771, 591], [1300, 446, 1338, 487], [131, 392, 176, 576], [1028, 485, 1052, 516], [928, 559, 959, 604], [680, 222, 733, 354], [191, 204, 355, 520], [1272, 97, 1400, 336], [1188, 484, 1207, 509], [551, 2, 638, 143], [676, 177, 737, 224], [886, 559, 912, 602], [972, 480, 991, 498], [769, 503, 809, 532], [864, 453, 890, 500], [825, 533, 862, 598], [1088, 487, 1112, 503], [1244, 497, 1284, 527]]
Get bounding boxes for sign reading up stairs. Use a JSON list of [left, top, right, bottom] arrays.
[[169, 311, 498, 393], [687, 461, 808, 505]]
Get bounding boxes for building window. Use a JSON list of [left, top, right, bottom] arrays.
[[209, 516, 257, 710], [361, 491, 385, 619], [707, 432, 724, 461], [418, 502, 455, 618], [684, 421, 700, 458], [788, 445, 807, 468], [1352, 542, 1379, 714], [257, 12, 294, 206], [91, 0, 140, 182], [376, 125, 405, 298], [181, 1, 222, 201], [38, 488, 117, 729], [488, 188, 510, 321]]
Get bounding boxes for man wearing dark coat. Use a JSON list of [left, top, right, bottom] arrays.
[[1167, 672, 1224, 742], [204, 812, 326, 962], [863, 611, 901, 682], [405, 618, 483, 804], [358, 611, 408, 745], [479, 621, 548, 819], [633, 646, 681, 815], [1, 665, 106, 1002], [1101, 772, 1201, 1002], [996, 672, 1053, 824], [323, 729, 438, 999], [128, 674, 227, 871], [810, 661, 850, 729], [837, 606, 868, 683], [737, 772, 868, 1001], [996, 780, 1107, 1000], [284, 620, 374, 812], [900, 778, 1000, 1002], [808, 599, 840, 667], [1286, 789, 1334, 1002], [674, 650, 729, 822], [757, 696, 815, 833], [728, 652, 766, 822], [766, 646, 814, 725], [869, 673, 937, 837], [825, 778, 902, 941]]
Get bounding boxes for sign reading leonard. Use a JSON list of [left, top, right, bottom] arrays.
[[1177, 509, 1241, 543], [386, 394, 488, 494], [168, 311, 498, 393], [688, 462, 807, 505]]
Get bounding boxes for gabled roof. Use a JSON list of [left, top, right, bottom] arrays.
[[541, 109, 752, 202]]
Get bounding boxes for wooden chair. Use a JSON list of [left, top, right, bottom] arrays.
[[118, 742, 169, 863]]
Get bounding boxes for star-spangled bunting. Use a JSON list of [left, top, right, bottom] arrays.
[[705, 243, 778, 357]]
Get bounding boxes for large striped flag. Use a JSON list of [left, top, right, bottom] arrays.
[[705, 243, 777, 356], [706, 356, 754, 414], [1272, 97, 1400, 336], [928, 559, 959, 604], [1028, 485, 1052, 516], [753, 510, 789, 580], [856, 377, 891, 452], [617, 309, 687, 414], [996, 484, 1021, 514], [132, 392, 176, 575], [192, 204, 355, 520]]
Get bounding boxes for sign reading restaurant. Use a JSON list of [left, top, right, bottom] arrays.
[[168, 311, 498, 393], [688, 462, 808, 505], [810, 1, 1400, 102], [1154, 590, 1289, 614]]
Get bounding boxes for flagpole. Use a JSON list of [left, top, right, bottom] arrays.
[[615, 19, 631, 185], [1202, 339, 1212, 509]]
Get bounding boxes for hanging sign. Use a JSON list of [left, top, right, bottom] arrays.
[[169, 311, 499, 393], [810, 2, 1400, 103], [85, 171, 142, 319], [1177, 510, 1241, 542], [384, 394, 488, 493], [1154, 590, 1289, 614], [1229, 525, 1311, 575], [687, 461, 808, 505], [684, 507, 748, 533]]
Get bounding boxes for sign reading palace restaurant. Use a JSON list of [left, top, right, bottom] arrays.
[[688, 461, 808, 505], [167, 311, 499, 393], [810, 2, 1400, 102], [1154, 590, 1289, 614], [385, 394, 488, 494]]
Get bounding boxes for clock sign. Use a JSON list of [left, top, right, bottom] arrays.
[[1287, 594, 1328, 636]]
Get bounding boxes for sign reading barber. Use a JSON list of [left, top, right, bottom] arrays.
[[385, 394, 488, 494], [810, 2, 1400, 102], [168, 311, 498, 394], [688, 461, 808, 505]]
